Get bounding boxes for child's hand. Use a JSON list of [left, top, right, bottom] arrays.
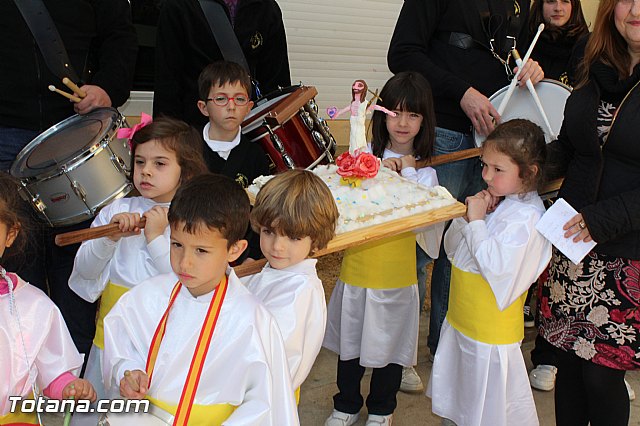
[[465, 191, 492, 222], [63, 379, 97, 402], [143, 206, 169, 243], [399, 155, 416, 170], [119, 370, 149, 399], [382, 157, 402, 172], [480, 190, 502, 213], [108, 213, 142, 242]]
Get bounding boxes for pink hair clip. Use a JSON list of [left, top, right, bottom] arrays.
[[117, 112, 152, 148]]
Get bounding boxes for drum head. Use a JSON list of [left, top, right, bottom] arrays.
[[11, 108, 121, 178], [474, 79, 572, 146]]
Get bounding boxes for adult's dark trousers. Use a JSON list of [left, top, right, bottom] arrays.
[[333, 358, 402, 416], [553, 345, 629, 426]]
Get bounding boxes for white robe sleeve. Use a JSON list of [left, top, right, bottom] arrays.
[[444, 217, 467, 259], [102, 289, 152, 392], [68, 203, 119, 302], [460, 209, 550, 310], [224, 311, 299, 426], [146, 234, 173, 274]]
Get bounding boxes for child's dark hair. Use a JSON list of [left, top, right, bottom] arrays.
[[168, 173, 250, 248], [370, 71, 436, 161], [130, 116, 207, 183], [483, 119, 547, 192], [251, 169, 339, 252], [0, 172, 30, 263], [198, 61, 252, 101]]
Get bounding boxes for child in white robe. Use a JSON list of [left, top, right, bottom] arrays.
[[68, 116, 206, 410], [103, 173, 298, 425], [0, 173, 95, 425], [244, 169, 339, 394], [427, 120, 552, 426]]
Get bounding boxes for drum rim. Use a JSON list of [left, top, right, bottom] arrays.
[[473, 78, 572, 147], [10, 107, 123, 179]]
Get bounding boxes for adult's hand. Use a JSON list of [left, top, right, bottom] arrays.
[[74, 85, 112, 115], [460, 87, 500, 137], [514, 58, 544, 87]]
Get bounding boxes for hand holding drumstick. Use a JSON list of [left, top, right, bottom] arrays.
[[49, 77, 112, 114], [120, 370, 149, 399]]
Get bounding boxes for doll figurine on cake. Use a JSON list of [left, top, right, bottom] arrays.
[[327, 80, 396, 186]]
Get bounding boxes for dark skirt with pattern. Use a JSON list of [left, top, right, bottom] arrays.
[[539, 248, 640, 370]]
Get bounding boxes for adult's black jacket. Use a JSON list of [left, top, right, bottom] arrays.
[[388, 0, 532, 134], [153, 0, 291, 128], [0, 0, 138, 132], [548, 65, 640, 259]]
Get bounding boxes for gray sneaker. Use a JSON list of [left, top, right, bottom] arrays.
[[399, 366, 424, 393]]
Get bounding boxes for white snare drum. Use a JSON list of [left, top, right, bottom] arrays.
[[97, 404, 174, 426], [474, 79, 572, 146], [10, 108, 133, 227]]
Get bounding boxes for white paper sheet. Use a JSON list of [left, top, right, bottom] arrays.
[[535, 198, 597, 265]]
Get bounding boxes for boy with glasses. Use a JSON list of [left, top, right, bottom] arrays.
[[197, 61, 271, 189], [197, 61, 272, 261]]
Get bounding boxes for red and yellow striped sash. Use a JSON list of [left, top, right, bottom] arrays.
[[145, 276, 229, 425]]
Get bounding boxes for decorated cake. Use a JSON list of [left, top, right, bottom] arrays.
[[248, 164, 455, 234]]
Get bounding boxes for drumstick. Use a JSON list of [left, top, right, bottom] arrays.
[[54, 217, 147, 246], [512, 50, 555, 138], [62, 77, 87, 98], [48, 85, 82, 103], [497, 23, 545, 116], [123, 370, 140, 393]]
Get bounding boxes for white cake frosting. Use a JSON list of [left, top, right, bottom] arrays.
[[247, 164, 456, 234]]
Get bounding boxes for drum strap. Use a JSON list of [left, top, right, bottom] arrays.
[[12, 0, 80, 82], [146, 276, 229, 426], [198, 0, 261, 98]]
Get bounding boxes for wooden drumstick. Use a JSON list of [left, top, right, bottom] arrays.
[[416, 147, 482, 169], [55, 217, 147, 246], [497, 23, 545, 116], [48, 85, 82, 103], [62, 77, 87, 98], [123, 370, 140, 393]]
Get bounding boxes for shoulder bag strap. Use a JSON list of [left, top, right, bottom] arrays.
[[198, 0, 250, 73], [12, 0, 80, 82]]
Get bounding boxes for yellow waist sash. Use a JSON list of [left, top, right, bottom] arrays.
[[0, 395, 38, 425], [340, 233, 416, 289], [94, 282, 129, 349], [447, 265, 525, 345], [148, 396, 235, 426]]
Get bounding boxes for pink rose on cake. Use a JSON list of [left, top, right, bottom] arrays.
[[336, 151, 379, 179], [354, 153, 380, 178], [336, 152, 357, 177]]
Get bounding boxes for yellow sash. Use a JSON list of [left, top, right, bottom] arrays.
[[147, 277, 233, 425], [94, 282, 129, 349], [340, 233, 416, 289], [0, 395, 38, 425], [447, 265, 525, 345], [148, 396, 235, 426], [0, 410, 38, 425]]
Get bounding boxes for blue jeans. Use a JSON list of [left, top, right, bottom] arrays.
[[427, 127, 485, 353], [416, 243, 432, 310], [0, 126, 38, 172]]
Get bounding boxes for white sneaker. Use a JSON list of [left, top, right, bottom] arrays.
[[626, 379, 636, 401], [325, 410, 360, 426], [399, 366, 424, 393], [365, 414, 393, 425], [529, 364, 557, 391]]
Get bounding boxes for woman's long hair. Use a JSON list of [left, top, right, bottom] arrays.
[[576, 0, 632, 86]]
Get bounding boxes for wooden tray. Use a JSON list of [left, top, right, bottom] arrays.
[[234, 201, 465, 277]]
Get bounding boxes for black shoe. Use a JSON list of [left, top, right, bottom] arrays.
[[524, 305, 535, 328]]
